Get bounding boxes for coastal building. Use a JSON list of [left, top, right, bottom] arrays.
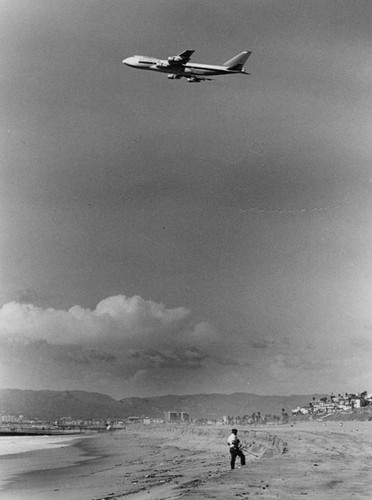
[[126, 416, 142, 424], [164, 411, 190, 423], [311, 401, 336, 413], [291, 407, 310, 415]]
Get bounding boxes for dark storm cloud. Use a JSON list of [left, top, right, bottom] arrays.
[[88, 349, 116, 362], [127, 346, 207, 370], [53, 347, 116, 365]]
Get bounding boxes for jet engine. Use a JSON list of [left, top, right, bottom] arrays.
[[167, 74, 181, 79], [156, 61, 169, 69]]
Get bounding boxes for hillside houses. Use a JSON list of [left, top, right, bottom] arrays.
[[292, 391, 372, 416]]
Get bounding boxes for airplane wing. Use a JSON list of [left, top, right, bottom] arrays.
[[167, 50, 194, 66]]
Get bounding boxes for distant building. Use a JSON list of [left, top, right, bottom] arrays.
[[126, 416, 142, 424], [292, 390, 372, 417], [291, 407, 310, 415], [311, 401, 336, 413], [112, 420, 126, 429], [164, 411, 190, 423]]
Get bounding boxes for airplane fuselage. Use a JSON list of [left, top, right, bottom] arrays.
[[123, 50, 251, 82], [123, 56, 237, 77]]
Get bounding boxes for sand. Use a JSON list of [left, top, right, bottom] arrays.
[[1, 420, 371, 499]]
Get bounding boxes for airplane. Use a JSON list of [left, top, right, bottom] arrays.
[[122, 49, 252, 83]]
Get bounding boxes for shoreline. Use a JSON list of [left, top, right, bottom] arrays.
[[0, 430, 89, 437], [1, 422, 371, 499], [0, 434, 99, 492], [0, 434, 92, 457]]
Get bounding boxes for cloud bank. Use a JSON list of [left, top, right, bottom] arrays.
[[0, 295, 190, 344], [0, 295, 225, 396], [1, 292, 371, 397]]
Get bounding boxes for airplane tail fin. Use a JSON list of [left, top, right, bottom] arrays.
[[223, 51, 252, 71]]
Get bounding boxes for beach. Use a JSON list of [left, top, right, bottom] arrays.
[[1, 421, 371, 499]]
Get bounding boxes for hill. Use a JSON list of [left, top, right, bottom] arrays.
[[119, 393, 325, 420], [0, 389, 325, 420], [0, 389, 123, 420]]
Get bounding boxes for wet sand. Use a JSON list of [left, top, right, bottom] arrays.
[[1, 421, 371, 499]]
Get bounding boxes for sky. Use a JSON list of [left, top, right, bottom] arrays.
[[1, 0, 371, 399]]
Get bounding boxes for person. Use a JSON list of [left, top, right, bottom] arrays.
[[227, 428, 246, 470]]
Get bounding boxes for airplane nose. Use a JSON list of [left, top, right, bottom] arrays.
[[122, 57, 133, 66]]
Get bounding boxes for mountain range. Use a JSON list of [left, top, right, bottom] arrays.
[[0, 389, 325, 420]]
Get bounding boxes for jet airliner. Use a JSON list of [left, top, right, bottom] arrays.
[[123, 50, 252, 83]]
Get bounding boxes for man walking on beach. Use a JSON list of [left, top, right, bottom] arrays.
[[227, 428, 246, 470]]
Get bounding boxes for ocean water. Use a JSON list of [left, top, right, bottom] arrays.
[[0, 434, 95, 491], [0, 435, 79, 457]]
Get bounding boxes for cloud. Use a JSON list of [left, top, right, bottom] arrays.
[[88, 349, 116, 362], [126, 346, 207, 370], [0, 295, 190, 346], [0, 294, 221, 395], [52, 346, 116, 365]]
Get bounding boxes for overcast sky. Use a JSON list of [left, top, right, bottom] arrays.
[[1, 0, 371, 398]]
